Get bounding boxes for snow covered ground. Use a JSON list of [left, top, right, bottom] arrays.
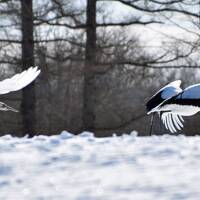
[[1, 131, 200, 200]]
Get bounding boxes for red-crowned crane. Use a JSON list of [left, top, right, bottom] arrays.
[[146, 80, 200, 134]]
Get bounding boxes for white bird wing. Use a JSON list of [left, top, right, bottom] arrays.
[[153, 80, 182, 99], [161, 112, 184, 133], [147, 80, 182, 114], [176, 83, 200, 99], [0, 67, 40, 95]]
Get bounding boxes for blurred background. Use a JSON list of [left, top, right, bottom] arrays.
[[0, 0, 200, 136]]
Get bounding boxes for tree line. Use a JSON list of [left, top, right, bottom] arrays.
[[0, 0, 200, 136]]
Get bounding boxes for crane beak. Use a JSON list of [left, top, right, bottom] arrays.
[[6, 105, 19, 112]]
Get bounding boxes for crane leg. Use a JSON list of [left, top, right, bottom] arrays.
[[149, 113, 155, 136], [159, 112, 163, 134]]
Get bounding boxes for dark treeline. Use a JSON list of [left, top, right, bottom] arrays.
[[0, 0, 200, 136]]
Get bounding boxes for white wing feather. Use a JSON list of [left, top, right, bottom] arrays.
[[161, 112, 184, 133], [171, 114, 181, 131], [174, 115, 183, 129], [168, 114, 175, 133], [0, 67, 40, 95], [162, 113, 168, 130]]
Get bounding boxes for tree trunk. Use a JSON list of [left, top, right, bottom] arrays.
[[83, 0, 97, 132], [21, 0, 36, 136]]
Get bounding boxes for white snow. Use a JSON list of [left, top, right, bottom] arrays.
[[1, 131, 200, 200]]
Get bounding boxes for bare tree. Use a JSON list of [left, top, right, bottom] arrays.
[[20, 0, 36, 136], [83, 0, 97, 131]]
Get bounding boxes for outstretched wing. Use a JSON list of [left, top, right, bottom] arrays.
[[146, 80, 182, 114], [161, 112, 184, 133], [0, 67, 40, 95]]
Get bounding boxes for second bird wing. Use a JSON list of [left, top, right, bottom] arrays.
[[0, 67, 40, 95]]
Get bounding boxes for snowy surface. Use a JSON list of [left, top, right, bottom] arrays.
[[1, 131, 200, 200]]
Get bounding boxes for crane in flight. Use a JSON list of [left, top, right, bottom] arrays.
[[0, 66, 40, 112], [146, 80, 200, 135]]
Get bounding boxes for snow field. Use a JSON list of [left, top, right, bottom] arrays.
[[0, 131, 200, 200]]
